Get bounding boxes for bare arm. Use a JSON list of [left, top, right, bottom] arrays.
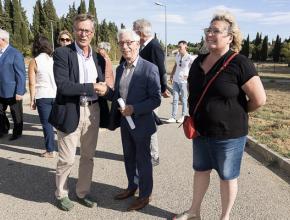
[[28, 59, 37, 110], [170, 63, 177, 83], [242, 76, 266, 112]]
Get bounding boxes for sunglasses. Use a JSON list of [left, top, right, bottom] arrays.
[[179, 59, 182, 67], [60, 38, 71, 42]]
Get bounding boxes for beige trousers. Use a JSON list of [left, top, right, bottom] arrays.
[[55, 103, 100, 199]]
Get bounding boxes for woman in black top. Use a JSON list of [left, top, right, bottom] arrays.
[[173, 11, 266, 220]]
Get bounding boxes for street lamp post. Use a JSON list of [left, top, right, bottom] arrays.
[[154, 2, 167, 72]]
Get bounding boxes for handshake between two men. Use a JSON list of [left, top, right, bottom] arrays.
[[93, 82, 134, 117]]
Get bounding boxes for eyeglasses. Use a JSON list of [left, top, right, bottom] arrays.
[[179, 59, 182, 67], [60, 38, 71, 42], [76, 29, 93, 35], [203, 27, 229, 36], [118, 41, 136, 47]]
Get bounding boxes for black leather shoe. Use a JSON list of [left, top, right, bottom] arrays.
[[114, 188, 138, 200], [9, 134, 21, 141]]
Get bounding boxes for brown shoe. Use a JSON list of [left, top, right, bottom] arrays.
[[127, 197, 150, 211], [114, 189, 137, 200]]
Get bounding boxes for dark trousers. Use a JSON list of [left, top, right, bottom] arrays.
[[0, 97, 23, 135], [36, 98, 56, 152], [120, 123, 153, 198]]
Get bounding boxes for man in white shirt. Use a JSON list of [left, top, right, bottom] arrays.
[[167, 41, 196, 123]]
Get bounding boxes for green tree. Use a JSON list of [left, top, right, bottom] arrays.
[[273, 35, 282, 62], [261, 35, 268, 61], [32, 0, 41, 34], [78, 0, 86, 14], [43, 0, 59, 46], [0, 0, 5, 28], [11, 0, 25, 50], [88, 0, 98, 47], [281, 41, 290, 66], [252, 32, 262, 61], [240, 34, 250, 58], [62, 3, 78, 33], [3, 0, 13, 33]]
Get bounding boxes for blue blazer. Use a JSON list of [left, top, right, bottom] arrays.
[[107, 57, 161, 138], [0, 45, 26, 98], [49, 43, 110, 133]]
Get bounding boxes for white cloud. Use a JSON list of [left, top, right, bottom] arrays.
[[193, 5, 262, 22], [260, 12, 290, 24], [154, 14, 186, 24]]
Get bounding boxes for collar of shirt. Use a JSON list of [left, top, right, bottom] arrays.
[[0, 44, 9, 55], [122, 55, 139, 69], [142, 37, 153, 48], [75, 42, 92, 59]]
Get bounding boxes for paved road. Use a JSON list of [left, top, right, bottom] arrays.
[[0, 95, 290, 220]]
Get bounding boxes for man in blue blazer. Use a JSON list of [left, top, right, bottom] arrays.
[[49, 14, 109, 211], [133, 19, 170, 166], [96, 29, 161, 211], [0, 29, 26, 140]]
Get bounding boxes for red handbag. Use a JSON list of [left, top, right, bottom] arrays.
[[182, 52, 238, 139], [183, 115, 198, 139]]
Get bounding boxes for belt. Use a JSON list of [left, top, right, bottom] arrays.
[[80, 99, 98, 107]]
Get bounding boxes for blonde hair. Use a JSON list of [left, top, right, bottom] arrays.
[[57, 30, 73, 44], [211, 11, 242, 52]]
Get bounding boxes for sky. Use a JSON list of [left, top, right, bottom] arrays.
[[21, 0, 290, 44]]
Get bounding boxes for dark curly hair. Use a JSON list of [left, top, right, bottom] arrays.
[[32, 36, 53, 57]]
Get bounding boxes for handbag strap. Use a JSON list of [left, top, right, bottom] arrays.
[[192, 52, 238, 115]]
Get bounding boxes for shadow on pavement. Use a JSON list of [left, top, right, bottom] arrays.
[[0, 157, 173, 219]]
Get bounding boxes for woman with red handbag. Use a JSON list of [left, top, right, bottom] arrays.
[[173, 11, 266, 220]]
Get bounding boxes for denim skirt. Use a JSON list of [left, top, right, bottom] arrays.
[[192, 136, 247, 180]]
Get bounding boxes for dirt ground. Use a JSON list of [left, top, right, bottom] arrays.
[[250, 64, 290, 158]]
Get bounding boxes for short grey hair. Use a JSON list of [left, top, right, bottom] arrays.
[[0, 29, 9, 43], [133, 19, 152, 37], [98, 42, 111, 52], [117, 29, 140, 42]]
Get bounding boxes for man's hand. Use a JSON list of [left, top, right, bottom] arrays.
[[30, 100, 36, 110], [162, 89, 171, 98], [94, 82, 108, 96], [119, 105, 134, 116], [15, 94, 23, 101]]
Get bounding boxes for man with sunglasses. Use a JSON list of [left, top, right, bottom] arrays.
[[167, 40, 196, 123], [49, 14, 109, 211]]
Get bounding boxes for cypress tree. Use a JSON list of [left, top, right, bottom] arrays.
[[32, 0, 41, 34], [11, 0, 23, 50], [3, 0, 13, 33], [63, 3, 78, 33], [0, 0, 4, 28], [240, 34, 250, 58], [273, 35, 281, 62], [88, 0, 98, 46], [261, 35, 268, 61], [78, 0, 86, 14], [43, 0, 59, 46]]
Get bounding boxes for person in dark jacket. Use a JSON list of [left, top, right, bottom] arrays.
[[49, 14, 109, 211]]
